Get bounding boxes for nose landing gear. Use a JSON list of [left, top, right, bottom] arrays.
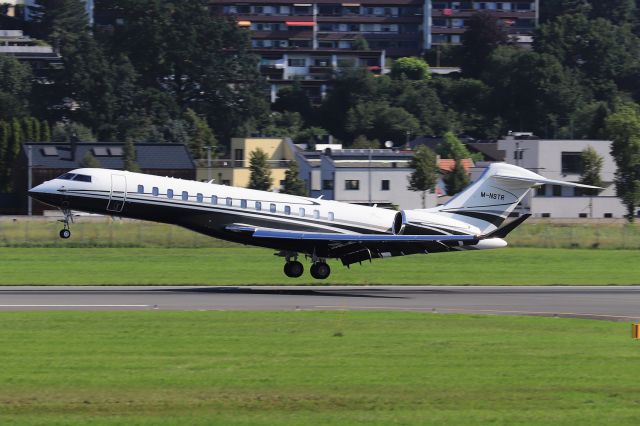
[[58, 209, 73, 239]]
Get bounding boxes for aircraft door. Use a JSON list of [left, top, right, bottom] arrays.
[[107, 174, 127, 213]]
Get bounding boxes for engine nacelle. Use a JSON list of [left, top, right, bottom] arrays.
[[392, 211, 406, 235]]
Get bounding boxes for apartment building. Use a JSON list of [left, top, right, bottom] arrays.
[[429, 1, 539, 46]]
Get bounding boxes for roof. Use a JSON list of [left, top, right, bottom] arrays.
[[467, 142, 505, 161], [23, 143, 195, 170], [438, 158, 474, 173]]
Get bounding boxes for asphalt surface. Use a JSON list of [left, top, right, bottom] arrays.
[[0, 286, 639, 321]]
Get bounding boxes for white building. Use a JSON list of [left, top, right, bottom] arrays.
[[497, 136, 628, 218], [296, 146, 440, 210]]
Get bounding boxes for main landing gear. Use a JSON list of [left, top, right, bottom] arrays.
[[58, 209, 73, 239], [280, 252, 331, 279]]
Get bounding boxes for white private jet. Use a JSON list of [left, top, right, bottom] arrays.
[[29, 162, 598, 279]]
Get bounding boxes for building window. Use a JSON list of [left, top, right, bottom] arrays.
[[552, 185, 562, 197], [211, 195, 218, 205], [536, 185, 546, 197], [270, 203, 276, 213], [541, 213, 551, 218], [322, 180, 334, 190], [579, 213, 588, 218], [284, 205, 291, 215], [328, 212, 334, 221], [381, 180, 390, 191], [561, 152, 582, 174], [152, 187, 159, 196], [167, 189, 174, 199], [226, 197, 232, 206], [604, 213, 613, 218], [137, 185, 144, 194], [241, 199, 247, 208], [345, 180, 360, 190], [288, 58, 306, 67], [313, 209, 320, 219], [299, 207, 305, 217], [182, 191, 189, 201], [196, 193, 203, 203], [256, 201, 262, 211], [222, 180, 230, 186]]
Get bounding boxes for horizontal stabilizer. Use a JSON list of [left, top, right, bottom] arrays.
[[493, 175, 602, 190], [483, 214, 531, 239]]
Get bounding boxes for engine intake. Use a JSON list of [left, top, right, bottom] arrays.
[[392, 211, 406, 235]]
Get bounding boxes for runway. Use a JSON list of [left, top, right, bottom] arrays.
[[0, 286, 639, 321]]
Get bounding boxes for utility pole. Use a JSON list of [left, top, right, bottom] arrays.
[[206, 146, 212, 181], [368, 147, 372, 206], [27, 145, 33, 216]]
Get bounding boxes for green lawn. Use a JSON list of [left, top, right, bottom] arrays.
[[0, 311, 638, 425], [0, 247, 638, 285]]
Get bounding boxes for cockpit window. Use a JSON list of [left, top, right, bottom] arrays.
[[72, 174, 92, 182], [57, 173, 76, 180]]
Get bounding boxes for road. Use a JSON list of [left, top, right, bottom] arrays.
[[0, 286, 639, 321]]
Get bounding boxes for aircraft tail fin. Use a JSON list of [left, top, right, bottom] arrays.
[[433, 163, 600, 233]]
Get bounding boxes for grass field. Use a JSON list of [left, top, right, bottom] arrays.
[[0, 247, 638, 285], [1, 218, 640, 249], [0, 311, 638, 425]]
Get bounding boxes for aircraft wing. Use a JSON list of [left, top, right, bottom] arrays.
[[225, 224, 479, 242]]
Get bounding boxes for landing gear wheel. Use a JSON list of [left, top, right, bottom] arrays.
[[59, 229, 71, 239], [284, 261, 304, 278], [310, 262, 331, 280]]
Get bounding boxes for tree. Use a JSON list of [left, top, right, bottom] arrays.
[[0, 121, 9, 191], [28, 0, 88, 48], [183, 109, 217, 159], [78, 151, 101, 168], [351, 135, 380, 149], [272, 83, 313, 120], [407, 145, 438, 208], [444, 159, 470, 196], [390, 57, 431, 80], [460, 11, 509, 78], [0, 55, 32, 119], [248, 148, 272, 191], [52, 122, 95, 142], [580, 146, 604, 196], [351, 35, 369, 50], [437, 131, 472, 160], [122, 138, 141, 173], [22, 117, 35, 142], [590, 0, 636, 25], [605, 104, 640, 221], [282, 161, 307, 196], [346, 102, 420, 144], [41, 120, 51, 142]]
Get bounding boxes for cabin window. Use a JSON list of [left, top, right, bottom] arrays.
[[196, 193, 203, 203], [182, 191, 189, 201], [211, 195, 218, 205], [241, 199, 247, 208], [299, 207, 305, 217], [73, 174, 92, 182], [313, 210, 320, 219], [57, 173, 76, 180], [284, 205, 291, 215], [328, 212, 334, 221], [226, 197, 233, 206], [152, 187, 159, 196], [167, 189, 174, 199], [256, 201, 262, 211], [270, 203, 276, 213], [137, 185, 144, 194]]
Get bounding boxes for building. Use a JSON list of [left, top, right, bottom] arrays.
[[497, 136, 628, 219], [14, 142, 195, 215], [4, 0, 95, 25], [201, 137, 297, 190], [429, 1, 539, 47], [208, 0, 538, 97], [0, 30, 62, 76]]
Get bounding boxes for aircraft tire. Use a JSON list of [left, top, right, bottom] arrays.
[[284, 261, 304, 278], [310, 262, 330, 280], [59, 229, 71, 239]]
